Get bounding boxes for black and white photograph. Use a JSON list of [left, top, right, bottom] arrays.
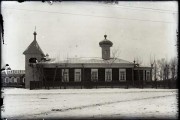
[[1, 1, 178, 119]]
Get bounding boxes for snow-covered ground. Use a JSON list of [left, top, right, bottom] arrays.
[[1, 88, 178, 119]]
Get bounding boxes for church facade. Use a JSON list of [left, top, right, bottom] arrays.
[[23, 31, 152, 89]]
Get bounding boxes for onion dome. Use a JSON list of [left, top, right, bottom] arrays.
[[99, 35, 113, 47]]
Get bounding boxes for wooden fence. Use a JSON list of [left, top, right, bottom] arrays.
[[29, 79, 177, 90]]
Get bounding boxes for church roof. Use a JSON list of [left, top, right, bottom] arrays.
[[23, 31, 45, 56], [42, 57, 133, 64], [38, 57, 135, 68], [23, 40, 45, 56], [23, 31, 45, 57], [38, 57, 153, 69]]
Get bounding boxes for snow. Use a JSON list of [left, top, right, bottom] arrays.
[[1, 88, 178, 119]]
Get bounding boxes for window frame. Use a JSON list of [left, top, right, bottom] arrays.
[[74, 69, 81, 82], [146, 70, 151, 81], [62, 69, 69, 82], [119, 69, 126, 81], [105, 69, 112, 82], [91, 69, 98, 82]]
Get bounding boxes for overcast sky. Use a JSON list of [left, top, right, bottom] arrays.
[[1, 1, 178, 70]]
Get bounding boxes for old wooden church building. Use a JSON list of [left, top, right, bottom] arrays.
[[23, 31, 152, 89]]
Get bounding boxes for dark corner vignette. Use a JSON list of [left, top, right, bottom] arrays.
[[0, 0, 4, 116]]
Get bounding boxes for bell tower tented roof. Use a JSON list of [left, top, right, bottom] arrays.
[[23, 31, 45, 57]]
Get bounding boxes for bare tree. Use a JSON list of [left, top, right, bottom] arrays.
[[134, 56, 143, 88], [156, 58, 173, 88], [106, 47, 121, 66], [36, 54, 51, 89], [151, 56, 177, 88], [169, 57, 178, 80], [135, 56, 143, 67], [150, 55, 158, 88], [150, 55, 157, 80], [111, 47, 121, 59], [102, 47, 122, 87], [154, 63, 158, 87], [104, 47, 121, 68], [157, 58, 166, 81]]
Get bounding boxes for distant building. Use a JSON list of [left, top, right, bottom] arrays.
[[1, 64, 11, 71], [1, 70, 25, 87], [23, 31, 152, 89]]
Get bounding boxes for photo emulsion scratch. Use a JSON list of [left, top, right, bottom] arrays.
[[1, 1, 178, 119]]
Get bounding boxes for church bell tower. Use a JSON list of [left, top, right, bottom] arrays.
[[23, 29, 45, 89]]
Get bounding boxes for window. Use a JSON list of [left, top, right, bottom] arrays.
[[11, 77, 14, 83], [14, 78, 17, 83], [119, 69, 126, 81], [62, 69, 69, 82], [143, 70, 145, 81], [75, 69, 81, 82], [17, 77, 20, 83], [146, 71, 150, 81], [23, 78, 25, 83], [105, 69, 112, 82], [5, 77, 9, 83], [91, 69, 98, 82]]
